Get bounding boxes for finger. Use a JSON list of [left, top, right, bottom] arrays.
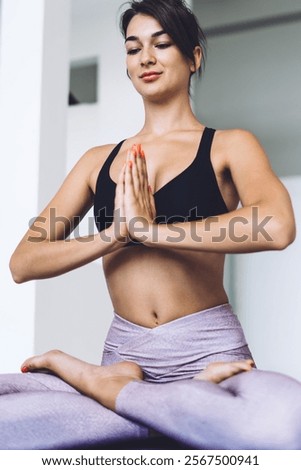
[[131, 153, 141, 198], [139, 149, 149, 195], [148, 186, 157, 219], [125, 159, 135, 201], [136, 148, 150, 217], [116, 163, 126, 197], [117, 162, 126, 185], [142, 182, 154, 221], [112, 164, 125, 227], [128, 145, 143, 196], [139, 148, 156, 219], [133, 145, 143, 191]]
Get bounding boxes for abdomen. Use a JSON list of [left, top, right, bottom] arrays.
[[103, 245, 228, 328]]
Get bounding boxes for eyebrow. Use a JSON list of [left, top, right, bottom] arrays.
[[125, 30, 167, 44]]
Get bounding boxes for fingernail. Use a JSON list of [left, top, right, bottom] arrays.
[[21, 366, 29, 373], [128, 161, 133, 168], [141, 150, 145, 159]]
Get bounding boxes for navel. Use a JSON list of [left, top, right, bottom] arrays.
[[152, 311, 160, 327]]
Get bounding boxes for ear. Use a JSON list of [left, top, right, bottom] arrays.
[[190, 46, 202, 73]]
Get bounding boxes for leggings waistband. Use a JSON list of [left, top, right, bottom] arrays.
[[102, 303, 253, 383]]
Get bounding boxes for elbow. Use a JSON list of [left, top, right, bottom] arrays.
[[9, 254, 30, 284], [271, 216, 296, 251]]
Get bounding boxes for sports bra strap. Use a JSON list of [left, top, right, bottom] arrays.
[[102, 139, 126, 175], [198, 128, 215, 162]]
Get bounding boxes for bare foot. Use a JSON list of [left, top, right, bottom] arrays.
[[194, 359, 254, 384], [21, 350, 143, 410]]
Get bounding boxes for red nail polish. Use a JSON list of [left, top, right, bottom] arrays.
[[21, 366, 29, 373], [141, 150, 145, 159], [128, 161, 133, 168]]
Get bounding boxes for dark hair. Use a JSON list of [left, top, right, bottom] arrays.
[[120, 0, 207, 77]]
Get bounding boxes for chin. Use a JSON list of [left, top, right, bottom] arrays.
[[134, 83, 180, 102]]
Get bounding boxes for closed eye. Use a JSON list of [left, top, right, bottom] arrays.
[[127, 43, 172, 55], [155, 43, 172, 49], [127, 48, 141, 55]]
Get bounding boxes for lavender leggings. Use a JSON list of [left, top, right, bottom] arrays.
[[1, 304, 301, 449]]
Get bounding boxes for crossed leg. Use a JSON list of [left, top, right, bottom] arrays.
[[21, 350, 254, 409], [21, 350, 301, 449], [0, 363, 147, 450], [116, 369, 301, 449]]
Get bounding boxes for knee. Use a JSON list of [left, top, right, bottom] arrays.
[[274, 406, 301, 449], [221, 370, 301, 449], [242, 387, 301, 449], [255, 418, 301, 449]]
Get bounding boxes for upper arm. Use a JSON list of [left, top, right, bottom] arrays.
[[221, 129, 296, 244], [25, 145, 112, 243], [223, 129, 291, 209]]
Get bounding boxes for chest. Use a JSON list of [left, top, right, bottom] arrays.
[[93, 128, 233, 234]]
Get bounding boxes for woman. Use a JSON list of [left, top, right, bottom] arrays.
[[3, 0, 301, 450]]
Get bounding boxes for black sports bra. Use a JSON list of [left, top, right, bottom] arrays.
[[94, 127, 229, 243]]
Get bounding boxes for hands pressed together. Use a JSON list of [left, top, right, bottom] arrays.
[[111, 144, 157, 245]]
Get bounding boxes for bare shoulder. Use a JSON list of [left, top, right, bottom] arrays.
[[214, 128, 260, 144], [212, 128, 292, 210], [213, 128, 270, 168], [73, 143, 117, 193], [78, 143, 116, 170]]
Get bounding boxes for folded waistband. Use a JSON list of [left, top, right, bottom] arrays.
[[113, 303, 233, 332], [102, 303, 253, 383]]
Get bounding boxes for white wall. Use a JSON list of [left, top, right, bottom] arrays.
[[0, 0, 70, 373], [194, 0, 301, 177], [194, 0, 301, 380], [0, 1, 2, 61], [233, 178, 301, 380], [69, 0, 143, 149], [194, 0, 301, 28]]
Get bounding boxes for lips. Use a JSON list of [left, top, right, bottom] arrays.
[[140, 71, 162, 81]]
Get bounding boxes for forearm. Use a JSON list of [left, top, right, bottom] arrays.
[[10, 226, 126, 283], [143, 205, 295, 253]]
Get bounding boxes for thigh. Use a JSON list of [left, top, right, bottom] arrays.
[[116, 370, 301, 449], [0, 390, 148, 449], [0, 372, 78, 395]]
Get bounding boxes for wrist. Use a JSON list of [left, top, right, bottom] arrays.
[[142, 223, 183, 248], [136, 222, 159, 247], [102, 224, 129, 250]]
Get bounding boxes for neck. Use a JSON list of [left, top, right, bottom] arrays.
[[140, 93, 202, 136]]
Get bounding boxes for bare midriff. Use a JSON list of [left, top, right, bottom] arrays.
[[103, 245, 228, 328]]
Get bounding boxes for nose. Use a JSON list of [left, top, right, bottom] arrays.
[[140, 47, 156, 67]]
